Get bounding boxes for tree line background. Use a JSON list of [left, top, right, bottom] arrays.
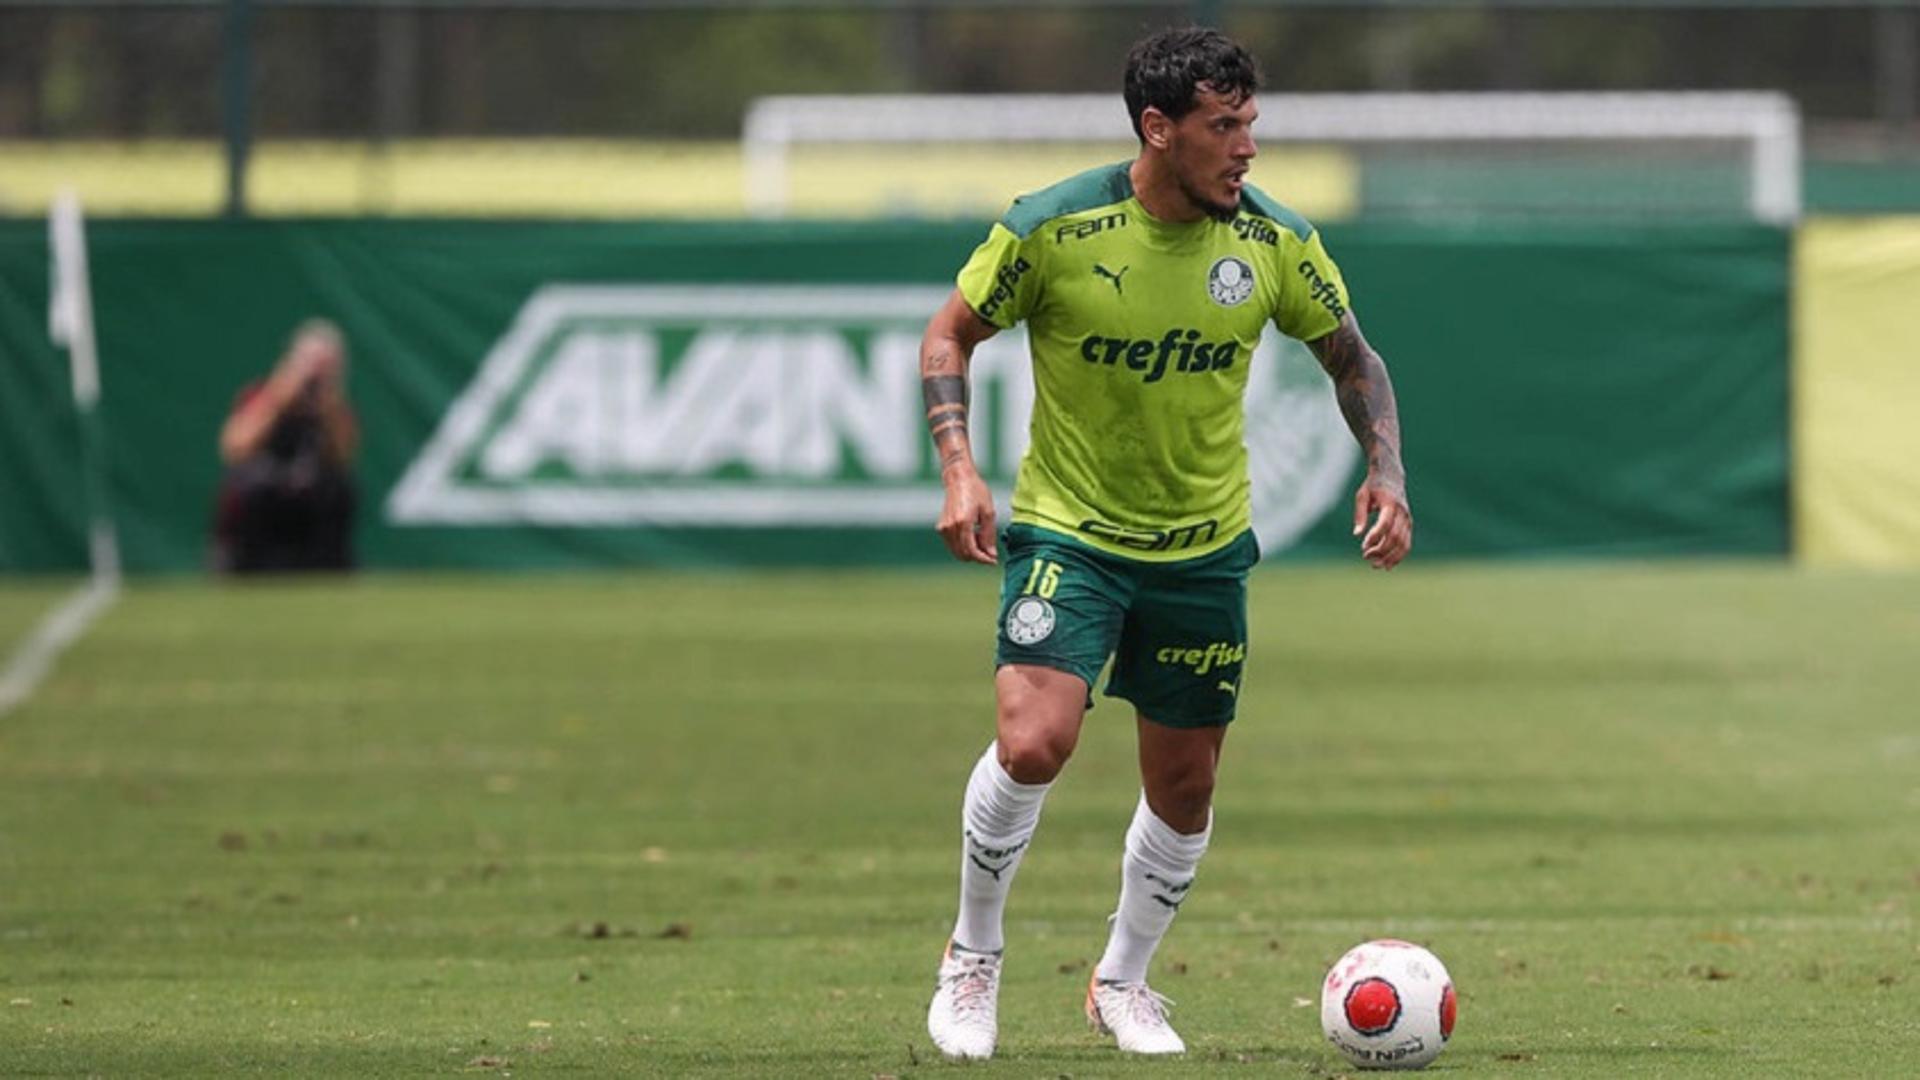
[[0, 3, 1913, 155]]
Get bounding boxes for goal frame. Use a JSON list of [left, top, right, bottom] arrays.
[[742, 91, 1801, 224]]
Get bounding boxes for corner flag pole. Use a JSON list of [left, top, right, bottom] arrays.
[[1, 192, 121, 717], [48, 189, 120, 584]]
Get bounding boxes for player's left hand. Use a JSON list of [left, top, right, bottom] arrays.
[[1352, 481, 1412, 570]]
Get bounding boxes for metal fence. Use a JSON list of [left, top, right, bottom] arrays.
[[0, 0, 1914, 217]]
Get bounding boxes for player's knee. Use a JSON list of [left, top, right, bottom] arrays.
[[1146, 762, 1217, 833], [993, 666, 1086, 783], [994, 692, 1078, 783], [996, 724, 1075, 784]]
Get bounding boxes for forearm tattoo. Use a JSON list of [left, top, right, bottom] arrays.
[[921, 347, 973, 474], [1308, 318, 1405, 497]]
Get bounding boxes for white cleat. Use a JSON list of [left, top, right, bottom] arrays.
[[1086, 976, 1186, 1055], [927, 941, 1002, 1060]]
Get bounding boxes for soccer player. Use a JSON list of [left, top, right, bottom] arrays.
[[919, 26, 1411, 1059]]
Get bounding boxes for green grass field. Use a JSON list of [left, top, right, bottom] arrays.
[[1, 564, 1916, 1077], [0, 579, 78, 656]]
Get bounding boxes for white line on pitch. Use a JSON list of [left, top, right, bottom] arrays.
[[0, 576, 119, 717]]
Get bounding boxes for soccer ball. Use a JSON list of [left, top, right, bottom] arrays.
[[1320, 940, 1457, 1070]]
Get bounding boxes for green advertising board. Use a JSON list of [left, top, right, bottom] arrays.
[[0, 219, 1787, 573]]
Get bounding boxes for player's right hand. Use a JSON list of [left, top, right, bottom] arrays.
[[937, 469, 998, 565], [1353, 480, 1412, 570]]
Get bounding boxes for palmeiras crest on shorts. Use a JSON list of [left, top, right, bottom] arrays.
[[1005, 596, 1056, 646], [1207, 256, 1255, 307]]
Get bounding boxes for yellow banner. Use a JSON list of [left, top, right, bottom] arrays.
[[0, 139, 1357, 221], [1795, 217, 1920, 566]]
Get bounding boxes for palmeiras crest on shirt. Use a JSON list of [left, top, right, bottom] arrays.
[[1207, 256, 1255, 307], [1005, 596, 1056, 645]]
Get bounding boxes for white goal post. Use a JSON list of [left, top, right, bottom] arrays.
[[742, 91, 1800, 224]]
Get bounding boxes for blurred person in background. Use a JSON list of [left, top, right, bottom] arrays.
[[919, 26, 1410, 1060], [211, 319, 359, 574]]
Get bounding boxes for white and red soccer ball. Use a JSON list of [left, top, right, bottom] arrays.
[[1320, 940, 1457, 1070]]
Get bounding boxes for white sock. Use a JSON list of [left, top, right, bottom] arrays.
[[1094, 793, 1211, 984], [950, 742, 1051, 954]]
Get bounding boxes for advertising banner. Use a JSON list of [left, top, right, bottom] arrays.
[[1794, 217, 1920, 567], [0, 220, 1788, 573]]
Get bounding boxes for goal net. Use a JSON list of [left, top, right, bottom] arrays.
[[742, 92, 1800, 224]]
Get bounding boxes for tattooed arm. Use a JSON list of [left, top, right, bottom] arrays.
[[922, 289, 1003, 565], [1307, 314, 1412, 569]]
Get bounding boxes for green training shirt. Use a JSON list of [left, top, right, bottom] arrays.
[[956, 161, 1351, 562]]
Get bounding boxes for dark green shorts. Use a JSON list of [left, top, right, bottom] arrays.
[[995, 523, 1259, 728]]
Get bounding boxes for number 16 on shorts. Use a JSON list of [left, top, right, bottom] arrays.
[[1022, 559, 1063, 599]]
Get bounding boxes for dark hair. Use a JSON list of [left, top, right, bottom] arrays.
[[1123, 26, 1261, 141]]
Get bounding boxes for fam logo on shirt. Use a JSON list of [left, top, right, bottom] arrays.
[[1207, 256, 1255, 307]]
